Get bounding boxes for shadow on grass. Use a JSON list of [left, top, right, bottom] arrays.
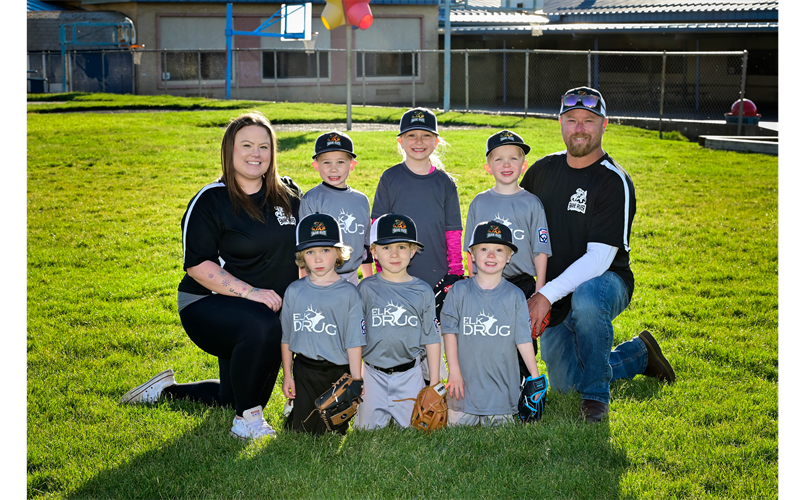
[[65, 393, 629, 500]]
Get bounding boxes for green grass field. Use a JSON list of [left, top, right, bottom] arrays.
[[27, 95, 778, 499]]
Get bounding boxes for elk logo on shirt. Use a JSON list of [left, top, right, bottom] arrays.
[[294, 305, 337, 335], [371, 301, 419, 327], [462, 311, 511, 336]]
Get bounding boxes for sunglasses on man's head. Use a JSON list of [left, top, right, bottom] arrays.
[[562, 94, 602, 109]]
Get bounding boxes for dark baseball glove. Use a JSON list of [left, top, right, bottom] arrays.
[[518, 374, 547, 423], [306, 373, 363, 432], [433, 274, 466, 324], [396, 382, 449, 432]]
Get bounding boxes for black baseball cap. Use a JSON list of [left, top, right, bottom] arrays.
[[398, 108, 439, 136], [467, 221, 518, 254], [370, 213, 424, 249], [486, 130, 531, 157], [296, 213, 346, 251], [559, 87, 607, 118], [312, 131, 357, 159]]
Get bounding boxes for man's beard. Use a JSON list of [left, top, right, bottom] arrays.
[[566, 133, 602, 158]]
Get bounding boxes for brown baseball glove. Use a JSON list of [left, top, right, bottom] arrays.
[[402, 382, 449, 433], [306, 373, 363, 432]]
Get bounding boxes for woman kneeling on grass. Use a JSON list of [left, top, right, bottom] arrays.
[[120, 111, 301, 441]]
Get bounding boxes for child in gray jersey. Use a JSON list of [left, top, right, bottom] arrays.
[[280, 213, 366, 435], [442, 221, 542, 426], [300, 131, 373, 285], [354, 214, 442, 430], [464, 130, 552, 382]]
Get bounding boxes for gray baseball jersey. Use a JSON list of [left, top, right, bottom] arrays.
[[299, 183, 371, 274], [281, 276, 367, 365], [465, 188, 552, 278], [357, 274, 440, 368], [440, 277, 532, 415], [371, 163, 463, 288]]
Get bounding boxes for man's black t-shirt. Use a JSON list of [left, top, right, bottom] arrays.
[[520, 152, 636, 325], [178, 177, 301, 298]]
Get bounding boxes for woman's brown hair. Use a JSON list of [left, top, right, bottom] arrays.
[[219, 111, 297, 222]]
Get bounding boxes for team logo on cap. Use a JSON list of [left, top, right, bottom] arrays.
[[487, 225, 502, 239], [310, 221, 327, 236], [500, 131, 515, 141], [392, 219, 408, 234], [410, 111, 426, 123], [326, 133, 341, 147]]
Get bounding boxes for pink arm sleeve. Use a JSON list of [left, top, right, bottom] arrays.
[[446, 230, 464, 275]]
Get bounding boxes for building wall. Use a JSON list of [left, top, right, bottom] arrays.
[[77, 2, 439, 103]]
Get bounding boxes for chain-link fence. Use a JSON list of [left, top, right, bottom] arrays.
[[28, 48, 748, 122]]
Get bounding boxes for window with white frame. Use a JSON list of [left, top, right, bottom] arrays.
[[354, 18, 421, 79], [160, 17, 228, 82], [261, 19, 331, 80]]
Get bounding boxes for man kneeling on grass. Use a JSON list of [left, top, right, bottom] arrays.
[[520, 86, 676, 423]]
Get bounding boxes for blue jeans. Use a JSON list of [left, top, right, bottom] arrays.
[[540, 272, 647, 405]]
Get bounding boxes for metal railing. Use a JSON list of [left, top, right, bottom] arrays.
[[28, 48, 750, 129]]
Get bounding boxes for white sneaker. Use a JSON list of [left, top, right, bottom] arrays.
[[230, 405, 277, 440], [119, 369, 175, 404]]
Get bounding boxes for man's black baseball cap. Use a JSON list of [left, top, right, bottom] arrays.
[[559, 87, 607, 118], [296, 213, 346, 251], [467, 221, 518, 254], [485, 130, 531, 157], [370, 213, 425, 249], [398, 108, 439, 136], [312, 130, 357, 159]]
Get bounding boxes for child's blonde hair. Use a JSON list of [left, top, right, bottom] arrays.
[[295, 245, 353, 272]]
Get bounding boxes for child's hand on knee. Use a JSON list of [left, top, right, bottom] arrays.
[[282, 376, 295, 399]]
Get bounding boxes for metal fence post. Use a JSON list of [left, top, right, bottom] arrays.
[[443, 0, 451, 112], [274, 50, 279, 102], [235, 49, 240, 99], [101, 50, 106, 93], [737, 49, 748, 136], [346, 30, 352, 131], [43, 52, 48, 93], [587, 50, 591, 88], [362, 51, 366, 106], [162, 49, 167, 95], [659, 51, 667, 138], [411, 51, 416, 107], [131, 50, 135, 95], [197, 49, 202, 96], [316, 50, 321, 102], [524, 51, 529, 117], [464, 49, 469, 112]]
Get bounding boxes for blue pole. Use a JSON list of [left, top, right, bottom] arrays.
[[226, 3, 233, 100]]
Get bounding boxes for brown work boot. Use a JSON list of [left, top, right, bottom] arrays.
[[579, 399, 609, 423], [639, 330, 676, 382]]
